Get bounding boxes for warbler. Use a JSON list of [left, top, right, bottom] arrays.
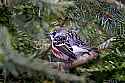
[[49, 28, 99, 65]]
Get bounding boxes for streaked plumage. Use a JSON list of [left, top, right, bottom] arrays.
[[49, 28, 99, 63]]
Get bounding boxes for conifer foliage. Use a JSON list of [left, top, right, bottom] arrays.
[[0, 0, 125, 83]]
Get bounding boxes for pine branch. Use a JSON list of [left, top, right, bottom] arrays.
[[98, 37, 116, 50]]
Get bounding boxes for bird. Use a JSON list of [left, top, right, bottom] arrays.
[[48, 27, 99, 69]]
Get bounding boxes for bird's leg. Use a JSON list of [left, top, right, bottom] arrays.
[[48, 55, 66, 72], [50, 61, 71, 72], [48, 61, 65, 72], [57, 62, 65, 72]]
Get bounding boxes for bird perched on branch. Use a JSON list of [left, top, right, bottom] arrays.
[[49, 27, 99, 69]]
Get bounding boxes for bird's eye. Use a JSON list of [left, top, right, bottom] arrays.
[[52, 31, 56, 36]]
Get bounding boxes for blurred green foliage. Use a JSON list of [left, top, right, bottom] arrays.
[[0, 0, 125, 83]]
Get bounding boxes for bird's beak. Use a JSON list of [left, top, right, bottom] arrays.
[[46, 32, 51, 36], [47, 32, 54, 41]]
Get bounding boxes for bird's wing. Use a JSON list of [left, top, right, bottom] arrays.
[[67, 31, 88, 47], [72, 45, 89, 53], [55, 43, 77, 60]]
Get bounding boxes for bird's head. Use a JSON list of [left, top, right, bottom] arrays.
[[48, 31, 56, 41], [48, 28, 67, 41]]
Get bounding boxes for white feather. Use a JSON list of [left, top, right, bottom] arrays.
[[72, 45, 89, 53]]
